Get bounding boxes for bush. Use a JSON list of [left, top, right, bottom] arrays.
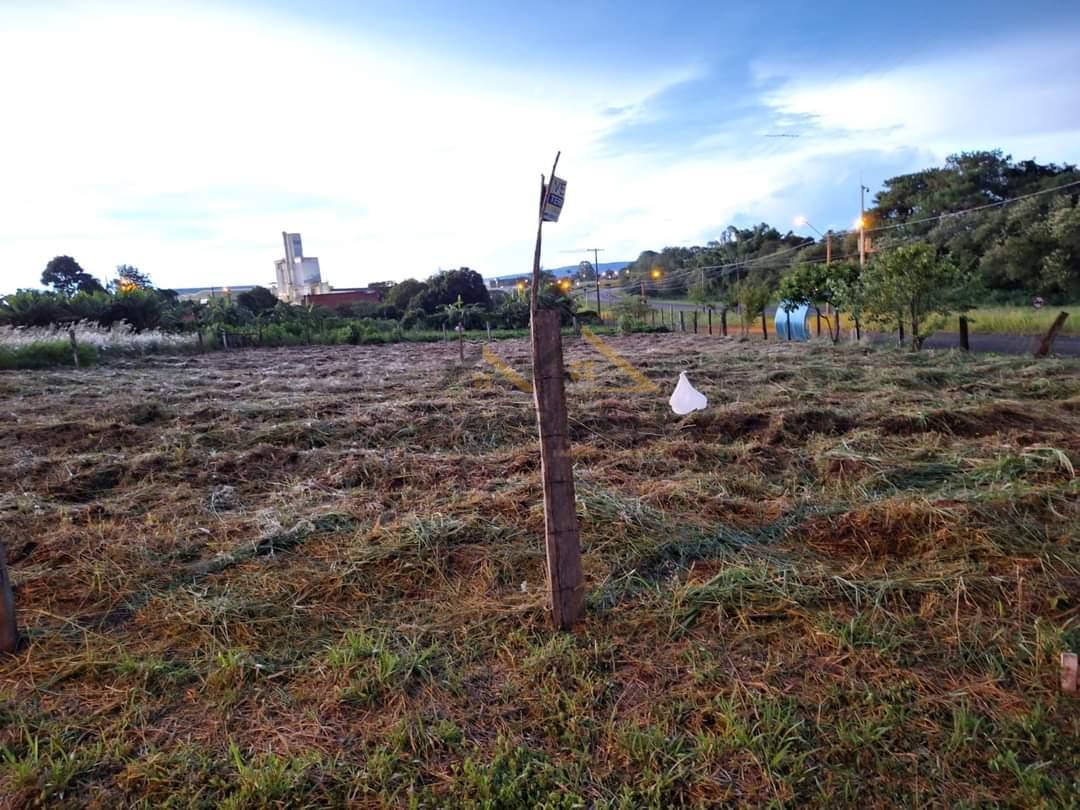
[[0, 340, 97, 369]]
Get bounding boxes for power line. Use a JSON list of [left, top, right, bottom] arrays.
[[631, 176, 1080, 288]]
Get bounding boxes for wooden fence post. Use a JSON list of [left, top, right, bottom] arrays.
[[221, 330, 229, 350], [0, 542, 16, 654], [679, 311, 685, 332], [68, 328, 79, 368], [1035, 311, 1069, 357], [531, 309, 585, 629], [692, 310, 698, 333], [761, 310, 768, 340], [721, 309, 727, 337], [708, 308, 712, 335], [959, 315, 969, 351]]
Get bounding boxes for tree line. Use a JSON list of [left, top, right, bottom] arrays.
[[0, 260, 582, 343]]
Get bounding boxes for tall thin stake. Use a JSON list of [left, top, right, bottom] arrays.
[[530, 153, 585, 630]]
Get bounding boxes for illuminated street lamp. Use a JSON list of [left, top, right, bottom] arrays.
[[793, 215, 825, 238], [793, 215, 833, 265]]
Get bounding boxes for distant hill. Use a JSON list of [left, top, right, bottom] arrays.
[[487, 261, 629, 283]]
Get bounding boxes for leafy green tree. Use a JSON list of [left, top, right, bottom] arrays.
[[385, 278, 427, 310], [411, 268, 491, 314], [236, 285, 278, 315], [41, 256, 104, 295], [734, 279, 771, 340], [862, 243, 975, 350]]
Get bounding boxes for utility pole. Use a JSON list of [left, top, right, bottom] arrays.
[[826, 230, 832, 266], [562, 248, 604, 318], [859, 184, 870, 269]]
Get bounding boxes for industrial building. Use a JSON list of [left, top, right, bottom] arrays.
[[273, 232, 329, 303]]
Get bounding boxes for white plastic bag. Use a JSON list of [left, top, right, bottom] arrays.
[[669, 371, 707, 415]]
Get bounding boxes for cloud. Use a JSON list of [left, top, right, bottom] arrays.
[[3, 7, 1077, 292], [757, 31, 1080, 155], [0, 3, 696, 289]]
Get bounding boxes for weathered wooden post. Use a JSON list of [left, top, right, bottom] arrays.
[[959, 315, 970, 351], [679, 311, 685, 332], [530, 153, 584, 630], [708, 308, 712, 336], [1063, 651, 1078, 693], [761, 310, 768, 340], [692, 310, 698, 334], [721, 308, 728, 337], [0, 542, 16, 654], [1035, 311, 1069, 357], [68, 328, 79, 368]]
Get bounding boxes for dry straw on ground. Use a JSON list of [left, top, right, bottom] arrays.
[[0, 334, 1077, 807]]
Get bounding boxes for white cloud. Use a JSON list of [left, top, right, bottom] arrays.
[[3, 8, 1077, 293], [758, 32, 1080, 158], [0, 3, 697, 289]]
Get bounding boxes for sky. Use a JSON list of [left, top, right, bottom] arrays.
[[3, 0, 1080, 293]]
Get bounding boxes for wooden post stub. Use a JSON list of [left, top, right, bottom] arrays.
[[68, 328, 79, 368], [679, 311, 685, 332], [0, 542, 17, 654], [1035, 311, 1069, 357], [693, 310, 698, 333], [959, 315, 970, 351], [531, 308, 585, 630], [708, 309, 712, 336], [721, 309, 727, 337], [1062, 652, 1078, 693]]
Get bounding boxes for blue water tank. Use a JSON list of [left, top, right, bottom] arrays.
[[776, 302, 811, 341]]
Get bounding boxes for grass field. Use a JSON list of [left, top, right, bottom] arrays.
[[1, 336, 1078, 807]]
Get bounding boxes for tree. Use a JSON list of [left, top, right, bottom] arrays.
[[42, 256, 104, 295], [412, 268, 491, 314], [825, 263, 864, 341], [236, 285, 278, 315], [734, 279, 771, 340], [861, 243, 975, 350], [778, 263, 834, 340], [385, 279, 428, 310], [113, 265, 152, 291]]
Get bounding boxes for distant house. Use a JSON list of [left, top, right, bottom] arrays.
[[302, 288, 382, 309]]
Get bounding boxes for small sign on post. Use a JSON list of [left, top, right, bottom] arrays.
[[542, 176, 567, 223]]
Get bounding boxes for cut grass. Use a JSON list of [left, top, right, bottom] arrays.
[[1, 335, 1078, 807]]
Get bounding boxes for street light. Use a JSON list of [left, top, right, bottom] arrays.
[[793, 215, 825, 238]]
